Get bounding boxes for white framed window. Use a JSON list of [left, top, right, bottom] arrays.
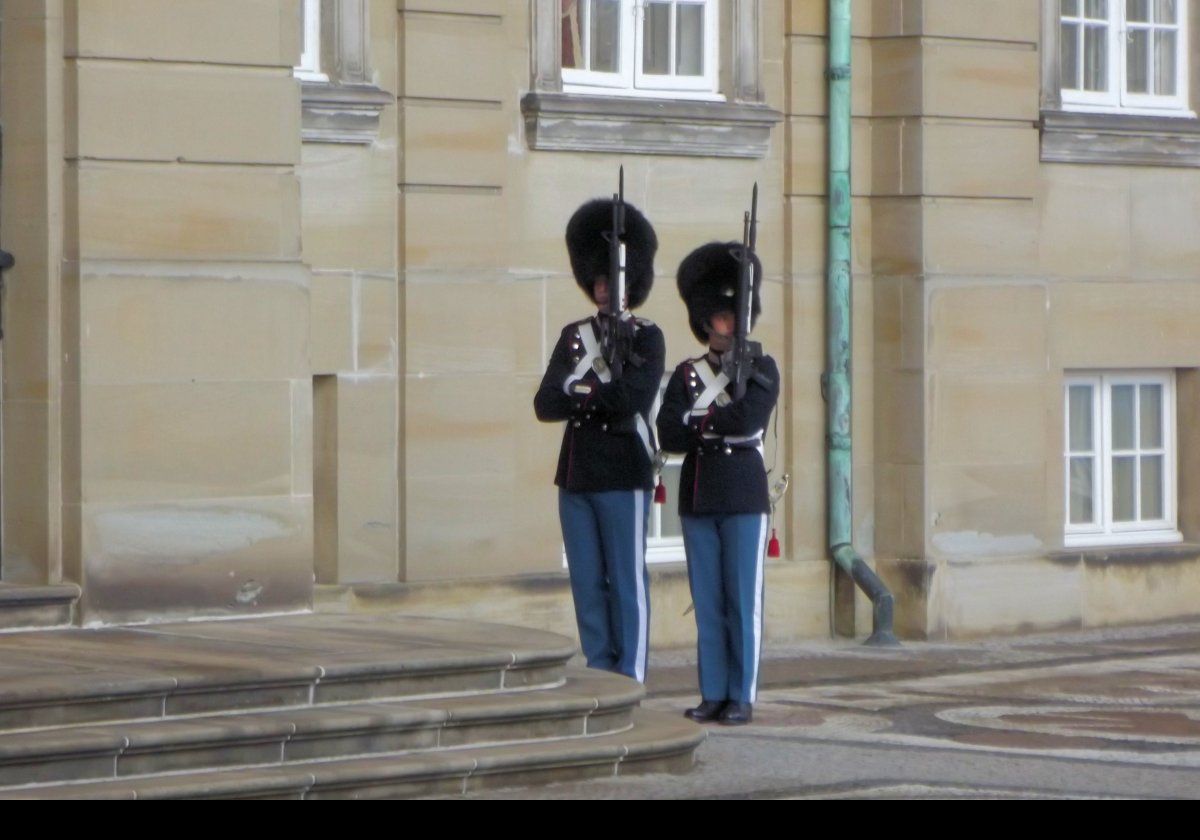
[[559, 374, 686, 568], [1059, 0, 1192, 115], [293, 1, 391, 144], [1064, 371, 1182, 547], [646, 372, 685, 563], [557, 460, 683, 567], [526, 0, 780, 158], [296, 0, 328, 82], [561, 0, 721, 100], [647, 457, 685, 563]]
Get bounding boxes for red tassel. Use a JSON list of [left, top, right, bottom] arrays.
[[767, 529, 781, 558], [654, 478, 667, 505]]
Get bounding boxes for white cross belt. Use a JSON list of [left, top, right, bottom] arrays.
[[686, 361, 763, 448], [563, 320, 654, 461], [563, 321, 611, 396]]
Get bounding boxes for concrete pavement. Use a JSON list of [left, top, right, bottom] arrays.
[[457, 620, 1200, 798]]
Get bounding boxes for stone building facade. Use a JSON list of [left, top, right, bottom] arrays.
[[0, 0, 1197, 641]]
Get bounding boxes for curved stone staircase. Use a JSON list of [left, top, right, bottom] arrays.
[[0, 614, 703, 799]]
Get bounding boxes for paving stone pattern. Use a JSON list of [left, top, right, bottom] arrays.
[[463, 621, 1200, 798]]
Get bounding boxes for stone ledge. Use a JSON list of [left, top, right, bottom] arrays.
[[301, 81, 394, 145], [316, 560, 830, 647], [1048, 542, 1200, 567], [521, 92, 783, 158], [326, 567, 690, 600], [0, 583, 81, 607], [0, 584, 78, 632], [1040, 110, 1200, 168]]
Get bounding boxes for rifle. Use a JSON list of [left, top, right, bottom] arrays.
[[723, 183, 770, 400], [599, 166, 638, 379]]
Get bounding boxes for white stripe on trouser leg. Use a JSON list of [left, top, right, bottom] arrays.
[[748, 513, 768, 703], [633, 490, 648, 683]]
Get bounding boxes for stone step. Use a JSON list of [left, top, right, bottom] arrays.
[[0, 615, 577, 731], [0, 584, 79, 631], [1, 709, 703, 799], [0, 669, 643, 788]]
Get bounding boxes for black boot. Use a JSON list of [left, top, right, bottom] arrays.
[[718, 701, 752, 725], [684, 699, 726, 723]]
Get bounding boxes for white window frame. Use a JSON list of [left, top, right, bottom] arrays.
[[296, 0, 328, 82], [646, 375, 685, 563], [1064, 370, 1182, 548], [646, 455, 686, 563], [1060, 0, 1193, 117], [562, 0, 722, 101], [559, 374, 686, 568]]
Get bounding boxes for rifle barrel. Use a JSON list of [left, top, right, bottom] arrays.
[[749, 183, 758, 251]]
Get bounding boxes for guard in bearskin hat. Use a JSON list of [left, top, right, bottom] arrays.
[[533, 191, 664, 683], [657, 240, 780, 725]]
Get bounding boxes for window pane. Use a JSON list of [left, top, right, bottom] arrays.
[[1127, 27, 1150, 93], [1113, 455, 1136, 521], [1111, 385, 1135, 449], [1155, 0, 1178, 23], [590, 0, 621, 73], [1068, 385, 1094, 451], [1070, 456, 1095, 524], [1154, 30, 1177, 95], [1063, 0, 1080, 14], [1141, 455, 1164, 520], [660, 463, 683, 538], [562, 0, 582, 69], [1140, 384, 1163, 448], [643, 1, 670, 75], [1061, 23, 1081, 88], [1127, 0, 1150, 21], [1085, 0, 1108, 17], [676, 2, 705, 76], [1084, 24, 1108, 90]]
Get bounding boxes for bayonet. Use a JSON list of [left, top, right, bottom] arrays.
[[602, 166, 630, 379], [726, 183, 767, 400]]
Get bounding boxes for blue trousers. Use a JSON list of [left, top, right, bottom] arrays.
[[558, 489, 651, 683], [681, 513, 768, 704]]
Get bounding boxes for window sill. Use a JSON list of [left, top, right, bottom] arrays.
[[647, 543, 686, 566], [1040, 109, 1200, 167], [1049, 541, 1200, 567], [301, 81, 394, 145], [1063, 529, 1183, 550], [521, 91, 782, 159], [562, 83, 727, 103]]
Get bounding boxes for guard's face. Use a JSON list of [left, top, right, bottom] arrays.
[[591, 276, 628, 309], [707, 310, 736, 338]]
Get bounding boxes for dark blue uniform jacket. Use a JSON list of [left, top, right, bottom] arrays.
[[534, 315, 666, 493], [657, 353, 780, 516]]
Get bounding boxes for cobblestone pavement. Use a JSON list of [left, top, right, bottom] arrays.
[[468, 621, 1200, 798]]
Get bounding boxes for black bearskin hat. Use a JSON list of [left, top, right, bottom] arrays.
[[676, 241, 763, 345], [565, 198, 658, 309]]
